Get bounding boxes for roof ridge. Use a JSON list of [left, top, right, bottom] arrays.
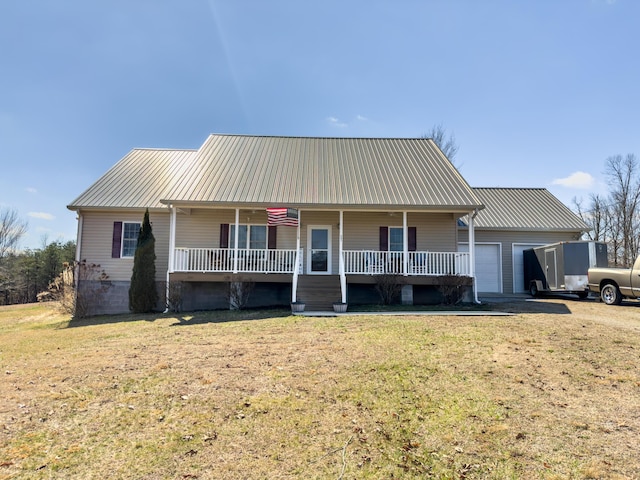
[[206, 133, 436, 141], [473, 187, 547, 191], [132, 147, 198, 152]]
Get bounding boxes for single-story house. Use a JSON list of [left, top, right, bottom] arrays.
[[67, 134, 586, 314]]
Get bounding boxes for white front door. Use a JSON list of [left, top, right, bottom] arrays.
[[307, 226, 332, 274]]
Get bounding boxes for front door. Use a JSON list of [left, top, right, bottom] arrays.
[[307, 226, 332, 274]]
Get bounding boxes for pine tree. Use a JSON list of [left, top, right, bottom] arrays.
[[129, 209, 158, 313]]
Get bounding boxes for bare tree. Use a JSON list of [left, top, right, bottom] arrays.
[[422, 124, 460, 166], [574, 193, 608, 242], [605, 154, 640, 267], [574, 154, 640, 267], [0, 208, 28, 259]]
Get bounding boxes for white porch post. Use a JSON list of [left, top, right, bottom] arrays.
[[339, 210, 347, 303], [469, 210, 479, 303], [168, 205, 176, 273], [292, 210, 301, 303], [402, 211, 408, 276], [165, 205, 177, 312], [233, 208, 239, 273]]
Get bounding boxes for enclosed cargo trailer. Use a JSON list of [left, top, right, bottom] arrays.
[[523, 241, 608, 298]]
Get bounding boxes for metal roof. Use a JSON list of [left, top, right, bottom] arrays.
[[68, 148, 198, 209], [460, 188, 588, 231], [69, 134, 483, 211]]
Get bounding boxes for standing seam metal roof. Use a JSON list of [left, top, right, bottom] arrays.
[[461, 187, 587, 231], [69, 134, 484, 210], [162, 134, 483, 208], [67, 149, 198, 209]]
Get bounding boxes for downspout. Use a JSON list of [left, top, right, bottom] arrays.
[[469, 209, 480, 304], [73, 212, 83, 307], [339, 210, 346, 303], [74, 212, 83, 263], [292, 210, 301, 303], [164, 205, 176, 313]]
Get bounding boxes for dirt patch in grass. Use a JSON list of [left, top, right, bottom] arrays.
[[0, 300, 639, 479]]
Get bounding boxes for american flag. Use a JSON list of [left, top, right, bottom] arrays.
[[267, 208, 299, 227]]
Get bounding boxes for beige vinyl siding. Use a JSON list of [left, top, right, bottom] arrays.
[[459, 229, 579, 293], [175, 209, 229, 249], [342, 212, 458, 252], [79, 210, 170, 282], [174, 208, 299, 250], [277, 223, 298, 250], [411, 212, 458, 251]]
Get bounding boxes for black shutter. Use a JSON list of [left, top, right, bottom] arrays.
[[220, 224, 230, 248], [408, 227, 417, 252], [379, 226, 388, 251], [111, 221, 122, 258], [268, 226, 277, 249]]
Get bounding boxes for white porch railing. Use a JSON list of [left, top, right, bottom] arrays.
[[173, 248, 469, 276], [173, 248, 299, 273], [342, 250, 471, 276]]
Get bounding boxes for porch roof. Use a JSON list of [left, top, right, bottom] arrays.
[[68, 134, 484, 212]]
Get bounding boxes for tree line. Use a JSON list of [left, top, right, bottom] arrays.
[[0, 209, 76, 305], [574, 153, 640, 268]]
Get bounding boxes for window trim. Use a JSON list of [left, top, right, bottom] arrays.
[[379, 225, 417, 252], [230, 224, 268, 250], [388, 226, 404, 252], [121, 221, 141, 258]]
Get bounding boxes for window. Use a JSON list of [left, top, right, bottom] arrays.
[[230, 225, 267, 249], [122, 222, 141, 257], [379, 226, 417, 252], [389, 227, 404, 252]]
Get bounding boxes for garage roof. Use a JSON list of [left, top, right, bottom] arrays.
[[460, 188, 587, 232]]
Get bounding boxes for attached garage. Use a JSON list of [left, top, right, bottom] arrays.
[[458, 188, 588, 294], [459, 242, 502, 293]]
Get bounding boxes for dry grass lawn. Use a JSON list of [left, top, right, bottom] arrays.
[[1, 299, 639, 479]]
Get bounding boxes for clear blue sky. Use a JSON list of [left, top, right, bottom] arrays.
[[1, 0, 638, 249]]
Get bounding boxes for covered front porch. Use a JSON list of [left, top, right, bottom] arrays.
[[172, 247, 470, 277], [165, 207, 480, 306]]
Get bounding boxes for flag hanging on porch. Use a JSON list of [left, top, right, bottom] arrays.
[[267, 208, 299, 227]]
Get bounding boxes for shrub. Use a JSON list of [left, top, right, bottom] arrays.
[[226, 276, 255, 310], [48, 260, 109, 318], [165, 281, 184, 313], [437, 274, 466, 305], [374, 273, 404, 305], [129, 209, 158, 313]]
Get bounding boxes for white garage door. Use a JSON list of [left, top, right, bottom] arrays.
[[459, 243, 501, 293], [512, 244, 544, 293]]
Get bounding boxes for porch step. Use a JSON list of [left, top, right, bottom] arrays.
[[296, 275, 342, 311]]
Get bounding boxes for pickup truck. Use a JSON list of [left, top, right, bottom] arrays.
[[587, 256, 640, 305]]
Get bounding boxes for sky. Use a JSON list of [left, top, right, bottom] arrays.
[[1, 0, 639, 249]]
